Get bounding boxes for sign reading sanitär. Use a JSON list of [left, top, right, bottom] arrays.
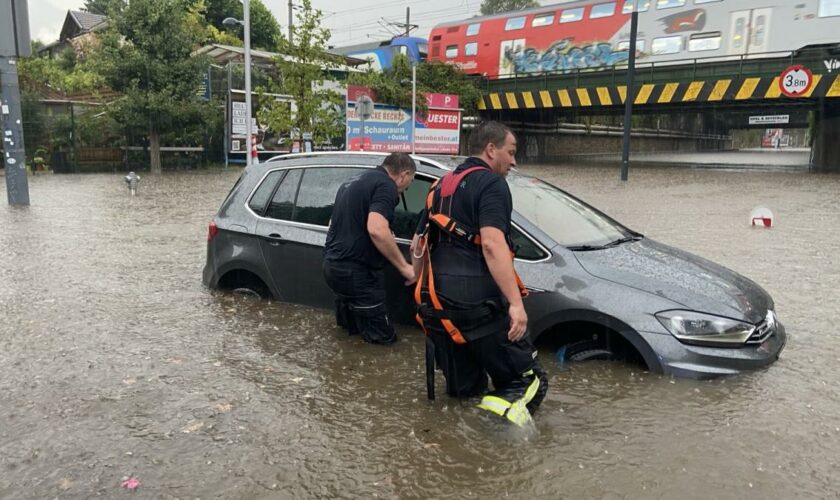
[[779, 65, 813, 98], [749, 115, 790, 125]]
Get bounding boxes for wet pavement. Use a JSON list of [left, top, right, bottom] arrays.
[[1, 164, 839, 499]]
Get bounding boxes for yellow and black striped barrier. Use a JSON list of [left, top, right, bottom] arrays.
[[479, 74, 840, 111]]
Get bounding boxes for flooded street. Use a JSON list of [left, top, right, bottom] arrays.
[[2, 164, 839, 499]]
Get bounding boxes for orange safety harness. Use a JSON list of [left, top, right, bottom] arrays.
[[413, 166, 528, 344]]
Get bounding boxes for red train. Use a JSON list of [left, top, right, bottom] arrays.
[[428, 0, 840, 80]]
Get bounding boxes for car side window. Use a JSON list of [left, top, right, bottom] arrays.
[[248, 170, 285, 215], [265, 168, 302, 220], [393, 175, 433, 239], [511, 226, 548, 261], [293, 167, 366, 226]]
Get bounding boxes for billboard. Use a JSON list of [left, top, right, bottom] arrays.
[[346, 86, 461, 154]]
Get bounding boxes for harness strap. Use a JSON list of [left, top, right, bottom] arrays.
[[414, 167, 528, 345]]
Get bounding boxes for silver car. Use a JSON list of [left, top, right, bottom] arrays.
[[203, 152, 786, 379]]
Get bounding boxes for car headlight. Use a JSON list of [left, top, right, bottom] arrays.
[[655, 310, 755, 347]]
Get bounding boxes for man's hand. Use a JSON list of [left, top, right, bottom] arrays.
[[400, 263, 417, 286], [508, 303, 528, 342]]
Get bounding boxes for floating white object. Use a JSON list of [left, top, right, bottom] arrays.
[[750, 207, 774, 228]]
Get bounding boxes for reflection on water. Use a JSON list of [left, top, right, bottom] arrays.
[[1, 166, 839, 498]]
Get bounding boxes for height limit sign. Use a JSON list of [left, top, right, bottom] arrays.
[[779, 65, 813, 98]]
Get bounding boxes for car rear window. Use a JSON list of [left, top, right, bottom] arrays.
[[248, 170, 285, 215], [294, 167, 366, 226], [265, 168, 302, 220]]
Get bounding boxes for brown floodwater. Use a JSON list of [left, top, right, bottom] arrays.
[[1, 161, 839, 498]]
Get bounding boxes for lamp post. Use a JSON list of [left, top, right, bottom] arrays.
[[224, 2, 253, 168], [620, 0, 639, 181], [401, 64, 417, 154]]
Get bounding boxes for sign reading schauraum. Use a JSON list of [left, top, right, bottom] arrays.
[[346, 86, 461, 154]]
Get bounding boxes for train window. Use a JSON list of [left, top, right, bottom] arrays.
[[617, 39, 646, 52], [732, 18, 745, 48], [560, 7, 584, 22], [532, 13, 555, 27], [465, 42, 478, 56], [466, 23, 481, 36], [418, 43, 428, 60], [688, 32, 721, 52], [656, 0, 685, 9], [505, 16, 527, 30], [445, 45, 458, 58], [651, 35, 682, 54], [622, 0, 650, 12], [752, 15, 767, 46], [591, 2, 616, 18], [820, 0, 840, 17]]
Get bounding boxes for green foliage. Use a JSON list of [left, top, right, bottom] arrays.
[[18, 51, 105, 93], [259, 0, 343, 144], [204, 0, 281, 50], [83, 0, 125, 15], [480, 0, 540, 15], [350, 55, 484, 115], [95, 0, 213, 170]]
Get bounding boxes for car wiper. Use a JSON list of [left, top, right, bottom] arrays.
[[603, 235, 643, 248], [567, 244, 608, 251]]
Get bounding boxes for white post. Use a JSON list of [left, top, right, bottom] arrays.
[[244, 0, 253, 168], [411, 63, 416, 155]]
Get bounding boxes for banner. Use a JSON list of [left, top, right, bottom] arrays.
[[346, 86, 461, 154]]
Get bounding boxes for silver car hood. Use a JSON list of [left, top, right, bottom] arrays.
[[573, 238, 771, 323]]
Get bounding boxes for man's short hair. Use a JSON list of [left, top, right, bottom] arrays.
[[468, 121, 514, 156], [381, 152, 417, 175]]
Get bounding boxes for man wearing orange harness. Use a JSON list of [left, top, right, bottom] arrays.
[[411, 121, 548, 426]]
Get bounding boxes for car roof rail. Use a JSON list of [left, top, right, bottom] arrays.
[[261, 151, 453, 170]]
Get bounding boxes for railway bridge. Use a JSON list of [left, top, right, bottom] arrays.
[[475, 47, 840, 170]]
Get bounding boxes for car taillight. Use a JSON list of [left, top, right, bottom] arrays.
[[208, 221, 219, 241]]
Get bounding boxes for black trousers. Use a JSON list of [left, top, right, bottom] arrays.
[[322, 259, 396, 345], [425, 316, 548, 414]]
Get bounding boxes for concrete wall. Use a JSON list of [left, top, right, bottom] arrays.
[[811, 103, 840, 172], [489, 124, 732, 164]]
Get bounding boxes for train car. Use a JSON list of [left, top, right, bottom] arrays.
[[330, 36, 428, 71], [428, 0, 840, 79]]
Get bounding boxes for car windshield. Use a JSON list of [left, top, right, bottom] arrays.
[[508, 173, 630, 248], [420, 156, 631, 248]]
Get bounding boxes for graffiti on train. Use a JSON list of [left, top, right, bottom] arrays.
[[503, 39, 631, 74]]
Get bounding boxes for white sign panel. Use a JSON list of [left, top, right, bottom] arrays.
[[749, 115, 790, 125]]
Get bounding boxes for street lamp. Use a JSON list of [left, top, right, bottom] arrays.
[[401, 64, 417, 154], [223, 2, 253, 168]]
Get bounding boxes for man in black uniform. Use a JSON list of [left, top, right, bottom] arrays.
[[412, 121, 548, 426], [323, 152, 417, 345]]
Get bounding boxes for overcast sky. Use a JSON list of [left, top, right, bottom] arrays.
[[32, 0, 495, 48]]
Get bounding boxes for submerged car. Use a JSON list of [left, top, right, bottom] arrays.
[[203, 152, 786, 379]]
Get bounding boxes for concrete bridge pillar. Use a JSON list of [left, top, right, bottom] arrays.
[[811, 101, 840, 172]]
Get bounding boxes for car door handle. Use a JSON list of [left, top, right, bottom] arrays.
[[266, 233, 284, 246]]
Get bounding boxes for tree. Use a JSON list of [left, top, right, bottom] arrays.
[[258, 0, 343, 145], [350, 55, 484, 116], [204, 0, 281, 50], [480, 0, 540, 15], [96, 0, 211, 173], [83, 0, 126, 16]]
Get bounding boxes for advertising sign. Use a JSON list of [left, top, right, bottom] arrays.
[[346, 85, 462, 154], [748, 115, 789, 126]]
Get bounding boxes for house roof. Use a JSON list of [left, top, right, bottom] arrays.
[[59, 10, 109, 42]]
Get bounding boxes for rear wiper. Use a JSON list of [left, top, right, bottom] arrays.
[[603, 235, 643, 248]]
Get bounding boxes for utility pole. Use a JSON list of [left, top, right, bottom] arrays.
[[620, 0, 639, 182], [1, 0, 32, 205], [288, 0, 294, 44], [393, 7, 417, 39]]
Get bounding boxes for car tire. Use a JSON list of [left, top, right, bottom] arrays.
[[563, 339, 615, 362], [232, 286, 266, 299]]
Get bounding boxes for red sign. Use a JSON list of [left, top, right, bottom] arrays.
[[347, 85, 377, 102], [779, 65, 813, 98], [425, 93, 460, 109]]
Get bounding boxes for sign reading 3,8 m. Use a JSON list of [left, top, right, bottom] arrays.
[[779, 65, 813, 98]]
